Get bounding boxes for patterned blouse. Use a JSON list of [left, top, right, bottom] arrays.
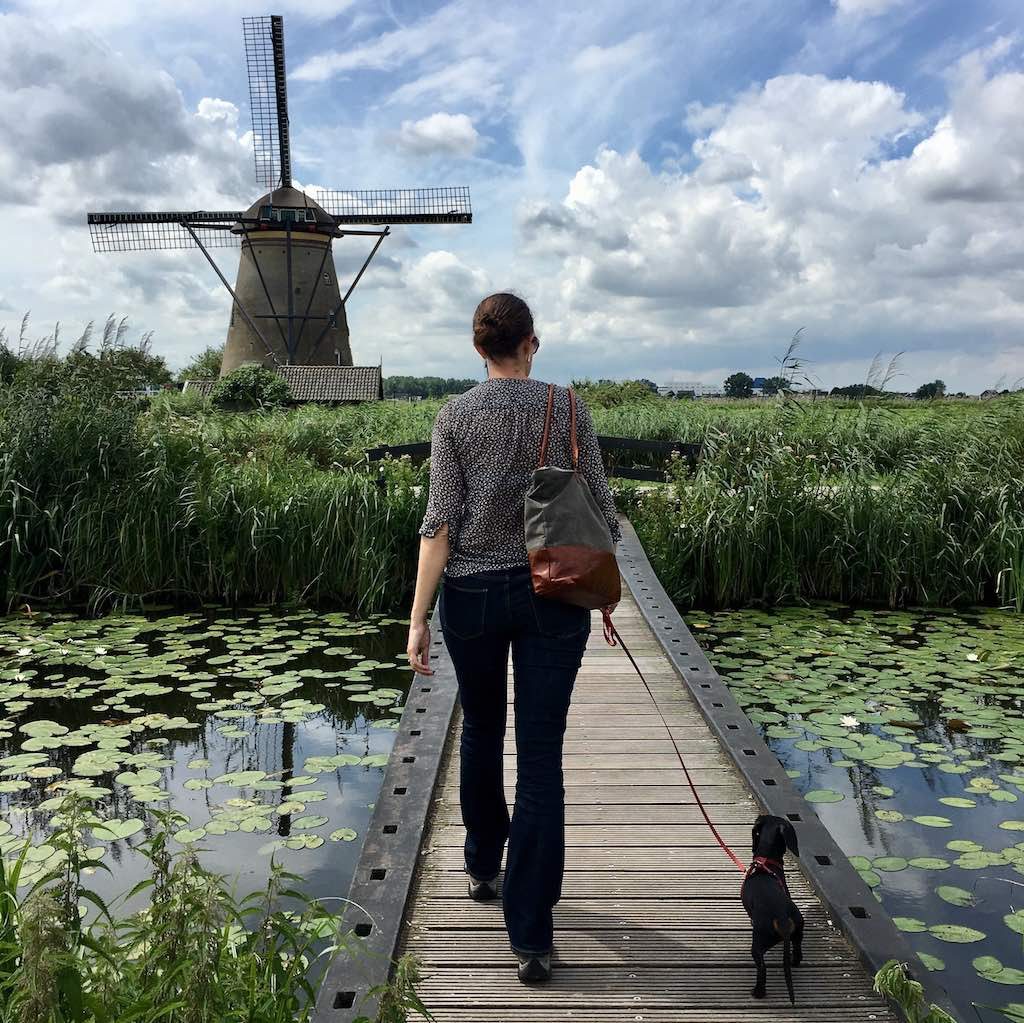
[[419, 377, 622, 577]]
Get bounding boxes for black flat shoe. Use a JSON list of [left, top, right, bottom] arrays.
[[514, 949, 552, 984], [467, 873, 498, 901]]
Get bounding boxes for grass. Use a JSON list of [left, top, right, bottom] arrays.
[[1, 359, 1022, 614]]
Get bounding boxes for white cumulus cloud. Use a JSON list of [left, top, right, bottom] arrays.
[[518, 49, 1024, 388], [397, 112, 481, 156]]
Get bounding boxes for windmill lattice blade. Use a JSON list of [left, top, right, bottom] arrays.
[[314, 186, 472, 225], [87, 212, 244, 252], [244, 15, 291, 190]]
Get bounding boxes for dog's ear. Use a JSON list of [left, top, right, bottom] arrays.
[[781, 818, 800, 858], [751, 814, 768, 853]]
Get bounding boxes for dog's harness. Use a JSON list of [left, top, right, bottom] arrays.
[[742, 854, 790, 897]]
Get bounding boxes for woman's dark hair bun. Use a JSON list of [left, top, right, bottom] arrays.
[[473, 293, 533, 362]]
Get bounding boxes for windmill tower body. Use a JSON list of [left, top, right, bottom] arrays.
[[221, 188, 351, 374], [87, 15, 471, 373]]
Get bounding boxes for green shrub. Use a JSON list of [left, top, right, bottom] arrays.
[[0, 797, 430, 1023], [572, 378, 659, 408], [210, 365, 291, 410]]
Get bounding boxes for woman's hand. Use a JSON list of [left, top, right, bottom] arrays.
[[407, 619, 434, 676]]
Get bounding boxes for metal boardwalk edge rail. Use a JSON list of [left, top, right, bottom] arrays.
[[313, 602, 459, 1022], [614, 514, 959, 1021]]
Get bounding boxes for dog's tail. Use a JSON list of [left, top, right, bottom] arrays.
[[773, 918, 796, 1005]]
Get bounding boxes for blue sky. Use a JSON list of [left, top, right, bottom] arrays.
[[1, 0, 1022, 391]]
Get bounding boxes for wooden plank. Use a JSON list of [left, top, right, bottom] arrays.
[[409, 965, 887, 1008], [408, 897, 802, 929], [431, 824, 758, 848], [435, 803, 758, 825], [413, 870, 816, 899], [439, 785, 756, 805], [401, 927, 853, 964], [451, 753, 728, 770], [428, 847, 776, 870]]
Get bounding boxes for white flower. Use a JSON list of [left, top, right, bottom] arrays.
[[748, 505, 755, 512], [16, 647, 32, 657], [94, 646, 108, 655], [840, 715, 860, 728]]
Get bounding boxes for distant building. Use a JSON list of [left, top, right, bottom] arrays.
[[657, 380, 721, 397], [183, 365, 383, 404]]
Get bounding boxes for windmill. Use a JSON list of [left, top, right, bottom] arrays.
[[87, 15, 472, 377]]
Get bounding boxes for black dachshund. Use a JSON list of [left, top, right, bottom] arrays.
[[740, 814, 804, 1002]]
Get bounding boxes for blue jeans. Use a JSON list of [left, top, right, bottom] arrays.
[[438, 564, 590, 954]]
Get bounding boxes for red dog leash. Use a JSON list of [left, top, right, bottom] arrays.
[[602, 608, 748, 874]]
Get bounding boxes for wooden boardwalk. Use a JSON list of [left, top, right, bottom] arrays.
[[398, 586, 900, 1022]]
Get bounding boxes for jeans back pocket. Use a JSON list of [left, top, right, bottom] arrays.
[[439, 577, 489, 641], [529, 589, 591, 640]]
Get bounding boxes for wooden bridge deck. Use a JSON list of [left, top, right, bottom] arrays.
[[397, 586, 900, 1022]]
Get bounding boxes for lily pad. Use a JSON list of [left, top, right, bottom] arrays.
[[872, 856, 909, 872], [894, 917, 928, 933], [1004, 910, 1024, 936], [92, 818, 144, 841], [936, 885, 976, 907], [804, 789, 844, 803], [973, 955, 1024, 985], [928, 924, 986, 943]]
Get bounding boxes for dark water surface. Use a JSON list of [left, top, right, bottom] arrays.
[[0, 606, 410, 909], [691, 604, 1024, 1022]]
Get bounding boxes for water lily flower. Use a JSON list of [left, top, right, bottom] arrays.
[[94, 647, 108, 655], [840, 715, 860, 728], [16, 647, 32, 657]]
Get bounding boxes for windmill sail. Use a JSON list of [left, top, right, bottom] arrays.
[[244, 15, 291, 189], [314, 186, 472, 224], [87, 211, 244, 251]]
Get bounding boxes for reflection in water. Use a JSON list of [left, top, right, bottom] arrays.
[[692, 604, 1024, 1020], [0, 606, 411, 911]]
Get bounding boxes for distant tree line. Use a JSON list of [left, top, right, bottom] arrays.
[[383, 375, 478, 399]]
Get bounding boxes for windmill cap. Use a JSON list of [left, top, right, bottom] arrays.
[[239, 186, 336, 226]]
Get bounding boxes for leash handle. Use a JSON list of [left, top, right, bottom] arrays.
[[604, 612, 747, 874]]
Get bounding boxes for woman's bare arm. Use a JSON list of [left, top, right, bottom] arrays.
[[407, 525, 449, 675]]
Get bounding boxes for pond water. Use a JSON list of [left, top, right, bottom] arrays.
[[691, 604, 1024, 1023], [0, 606, 410, 907]]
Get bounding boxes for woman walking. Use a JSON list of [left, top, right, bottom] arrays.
[[406, 292, 621, 984]]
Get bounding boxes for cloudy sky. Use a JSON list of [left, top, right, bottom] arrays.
[[1, 0, 1022, 392]]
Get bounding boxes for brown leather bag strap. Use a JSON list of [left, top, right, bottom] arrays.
[[568, 386, 579, 471], [537, 382, 555, 467]]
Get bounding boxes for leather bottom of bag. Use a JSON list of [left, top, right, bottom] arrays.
[[528, 545, 621, 610]]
